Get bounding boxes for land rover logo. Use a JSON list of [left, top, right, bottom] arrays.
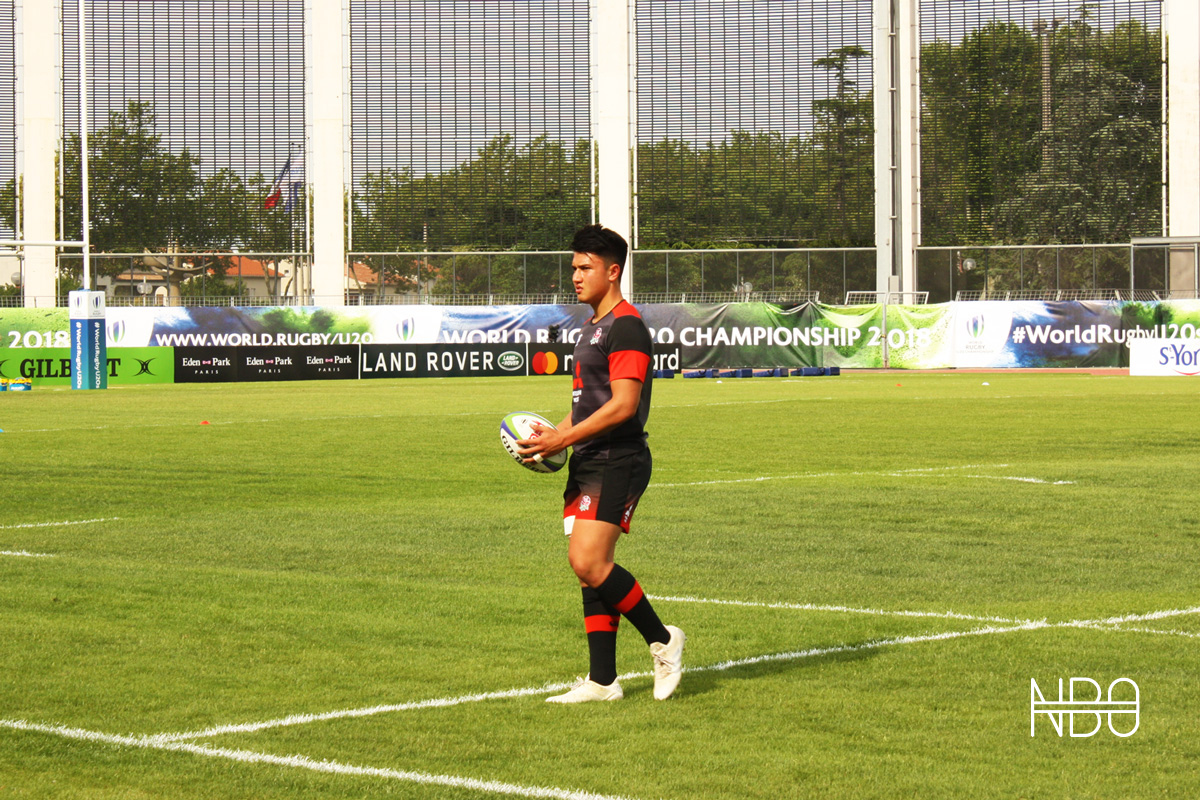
[[498, 351, 524, 371]]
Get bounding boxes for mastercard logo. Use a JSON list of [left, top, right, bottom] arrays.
[[532, 351, 559, 374]]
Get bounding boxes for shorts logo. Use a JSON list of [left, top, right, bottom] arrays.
[[579, 495, 592, 512], [590, 328, 603, 345]]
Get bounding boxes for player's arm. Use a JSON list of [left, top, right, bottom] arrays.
[[518, 380, 640, 459]]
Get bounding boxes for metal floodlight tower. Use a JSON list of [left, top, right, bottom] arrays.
[[78, 0, 91, 289]]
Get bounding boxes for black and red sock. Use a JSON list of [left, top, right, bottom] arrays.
[[596, 564, 670, 646], [582, 586, 619, 686]]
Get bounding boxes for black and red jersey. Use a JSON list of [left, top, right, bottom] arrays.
[[571, 300, 653, 458]]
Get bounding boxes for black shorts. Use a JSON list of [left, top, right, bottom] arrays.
[[562, 448, 652, 535]]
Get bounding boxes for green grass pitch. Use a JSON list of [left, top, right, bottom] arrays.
[[1, 372, 1198, 798]]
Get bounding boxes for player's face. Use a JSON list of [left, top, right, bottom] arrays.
[[571, 252, 618, 307]]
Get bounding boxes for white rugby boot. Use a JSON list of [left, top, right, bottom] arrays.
[[650, 625, 686, 700], [545, 675, 624, 703]]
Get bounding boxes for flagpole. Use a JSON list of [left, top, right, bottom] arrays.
[[78, 0, 91, 290], [289, 141, 296, 303]]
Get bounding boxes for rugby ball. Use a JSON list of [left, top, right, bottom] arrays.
[[500, 412, 567, 473]]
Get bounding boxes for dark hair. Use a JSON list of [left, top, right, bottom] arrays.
[[571, 224, 628, 271]]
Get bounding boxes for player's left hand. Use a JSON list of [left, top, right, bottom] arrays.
[[516, 422, 567, 464]]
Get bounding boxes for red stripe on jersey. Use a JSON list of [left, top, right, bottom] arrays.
[[585, 614, 620, 634], [614, 581, 645, 614], [611, 300, 642, 318], [609, 349, 650, 382]]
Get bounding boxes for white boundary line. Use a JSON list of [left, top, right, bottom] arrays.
[[0, 517, 119, 531], [151, 605, 1200, 744], [1095, 625, 1200, 639], [652, 464, 1075, 489], [646, 594, 1036, 624], [963, 474, 1076, 485], [0, 550, 56, 558], [5, 606, 1198, 799], [0, 720, 642, 800]]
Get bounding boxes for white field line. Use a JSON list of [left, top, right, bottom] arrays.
[[0, 720, 642, 800], [152, 620, 1046, 744], [646, 594, 1036, 624], [652, 462, 1075, 489], [148, 682, 585, 743], [6, 606, 1197, 796], [653, 464, 1012, 488], [0, 550, 55, 558], [150, 605, 1200, 745], [0, 516, 118, 531], [963, 474, 1076, 485], [1094, 625, 1200, 640]]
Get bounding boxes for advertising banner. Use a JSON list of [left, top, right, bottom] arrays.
[[360, 343, 574, 379], [6, 299, 1200, 375], [952, 301, 1148, 368], [1, 347, 175, 386], [1129, 338, 1200, 376], [175, 346, 358, 383]]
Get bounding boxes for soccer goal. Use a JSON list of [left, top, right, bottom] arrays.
[[844, 290, 929, 305]]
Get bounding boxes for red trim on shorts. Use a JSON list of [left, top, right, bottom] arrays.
[[585, 614, 620, 634], [614, 581, 644, 614], [609, 350, 650, 382], [563, 491, 598, 523]]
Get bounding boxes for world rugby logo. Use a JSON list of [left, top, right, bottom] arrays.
[[967, 315, 985, 339], [107, 319, 127, 345], [397, 316, 415, 342]]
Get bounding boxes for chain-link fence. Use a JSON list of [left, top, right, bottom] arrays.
[[916, 244, 1174, 303], [54, 252, 310, 307], [13, 244, 1189, 306]]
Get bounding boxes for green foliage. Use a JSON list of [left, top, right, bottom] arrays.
[[924, 16, 1162, 245], [254, 307, 370, 334], [352, 135, 591, 252], [54, 102, 302, 261], [178, 275, 247, 298]]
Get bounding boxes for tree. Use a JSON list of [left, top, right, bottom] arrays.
[[61, 102, 203, 252], [810, 45, 874, 246], [921, 22, 1040, 244], [921, 12, 1161, 247], [994, 15, 1161, 244]]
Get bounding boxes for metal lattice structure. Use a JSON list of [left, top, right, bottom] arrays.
[[635, 0, 875, 250], [59, 0, 307, 255], [348, 0, 591, 253], [0, 0, 15, 241], [920, 0, 1163, 247]]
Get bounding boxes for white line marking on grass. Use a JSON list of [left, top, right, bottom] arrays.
[[1094, 625, 1200, 639], [149, 681, 583, 743], [654, 464, 1011, 488], [0, 720, 642, 800], [0, 550, 55, 558], [963, 474, 1076, 485], [148, 606, 1200, 744], [0, 517, 119, 531], [155, 621, 1042, 743], [646, 594, 1035, 624], [1072, 606, 1200, 626]]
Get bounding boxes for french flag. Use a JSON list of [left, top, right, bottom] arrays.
[[264, 155, 292, 210]]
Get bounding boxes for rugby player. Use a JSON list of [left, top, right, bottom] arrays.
[[518, 224, 685, 703]]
